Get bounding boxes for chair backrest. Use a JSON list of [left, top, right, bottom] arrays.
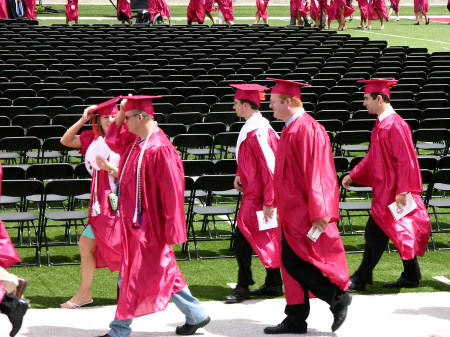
[[26, 163, 74, 180], [1, 179, 44, 200], [44, 179, 91, 197], [182, 160, 214, 176], [193, 174, 235, 192], [214, 159, 237, 174], [1, 166, 26, 180]]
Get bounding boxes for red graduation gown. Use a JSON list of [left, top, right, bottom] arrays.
[[24, 0, 36, 19], [236, 128, 280, 269], [65, 0, 78, 21], [368, 0, 388, 20], [274, 113, 349, 304], [0, 164, 21, 300], [216, 0, 234, 21], [117, 0, 132, 20], [290, 0, 309, 17], [187, 0, 205, 22], [149, 0, 171, 21], [358, 0, 369, 19], [106, 122, 186, 320], [256, 0, 269, 19], [349, 113, 431, 260], [79, 131, 122, 272], [0, 0, 8, 19], [414, 0, 428, 13]]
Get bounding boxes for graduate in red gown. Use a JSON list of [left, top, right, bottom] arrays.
[[60, 99, 122, 309], [388, 0, 400, 21], [117, 0, 132, 24], [413, 0, 429, 25], [148, 0, 171, 23], [0, 164, 29, 337], [23, 0, 35, 19], [255, 0, 269, 24], [0, 0, 8, 18], [357, 0, 369, 28], [310, 0, 328, 28], [216, 0, 234, 25], [328, 0, 355, 30], [101, 96, 210, 337], [65, 0, 78, 24], [289, 0, 309, 26], [367, 0, 388, 29], [203, 0, 217, 24], [223, 84, 283, 304], [187, 0, 205, 25], [263, 78, 351, 335], [343, 79, 431, 292]]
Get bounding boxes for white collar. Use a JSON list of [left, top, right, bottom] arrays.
[[285, 107, 306, 127], [378, 106, 396, 122]]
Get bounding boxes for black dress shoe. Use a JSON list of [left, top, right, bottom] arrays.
[[331, 292, 352, 332], [224, 286, 250, 304], [95, 335, 111, 337], [264, 323, 307, 334], [175, 316, 210, 335], [250, 284, 283, 297], [383, 277, 419, 289], [7, 297, 29, 337], [348, 275, 365, 292]]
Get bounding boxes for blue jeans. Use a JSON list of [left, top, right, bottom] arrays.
[[107, 285, 208, 337]]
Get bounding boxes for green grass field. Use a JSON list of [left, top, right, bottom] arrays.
[[35, 5, 450, 53]]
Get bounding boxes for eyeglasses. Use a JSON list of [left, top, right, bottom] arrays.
[[124, 113, 141, 121]]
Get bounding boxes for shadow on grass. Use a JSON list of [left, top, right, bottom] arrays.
[[27, 296, 117, 309], [353, 279, 450, 295]]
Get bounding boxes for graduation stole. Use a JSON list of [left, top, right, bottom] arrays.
[[116, 123, 158, 228]]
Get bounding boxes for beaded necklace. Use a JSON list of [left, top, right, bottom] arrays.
[[116, 122, 158, 228]]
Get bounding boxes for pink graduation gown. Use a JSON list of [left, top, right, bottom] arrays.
[[117, 0, 132, 20], [216, 0, 234, 21], [0, 0, 8, 19], [290, 0, 309, 17], [24, 0, 36, 19], [79, 131, 122, 272], [368, 0, 388, 20], [414, 0, 428, 13], [149, 0, 171, 21], [274, 112, 349, 305], [65, 0, 78, 22], [391, 0, 399, 13], [349, 112, 431, 260], [256, 0, 269, 19], [204, 0, 216, 12], [328, 0, 355, 20], [236, 117, 280, 269], [358, 0, 369, 19], [0, 164, 22, 300], [187, 0, 205, 22], [106, 122, 186, 320], [310, 0, 328, 20]]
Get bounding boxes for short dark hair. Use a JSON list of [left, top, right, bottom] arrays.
[[369, 92, 390, 103], [239, 99, 260, 110]]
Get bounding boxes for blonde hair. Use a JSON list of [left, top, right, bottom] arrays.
[[278, 94, 303, 107]]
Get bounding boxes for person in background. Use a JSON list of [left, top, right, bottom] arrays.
[[255, 0, 269, 24], [0, 163, 29, 337], [223, 84, 283, 304], [342, 79, 431, 293], [99, 95, 210, 337], [388, 0, 400, 21], [65, 0, 78, 24], [187, 0, 205, 25], [216, 0, 234, 25], [60, 99, 122, 309], [357, 0, 369, 28], [289, 0, 309, 26], [413, 0, 429, 25], [23, 0, 35, 19], [117, 0, 132, 24], [263, 78, 351, 335], [367, 0, 388, 30]]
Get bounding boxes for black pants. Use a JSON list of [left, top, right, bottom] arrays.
[[281, 237, 345, 331], [353, 215, 421, 284], [234, 226, 282, 288]]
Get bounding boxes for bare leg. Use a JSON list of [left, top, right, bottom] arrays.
[[375, 8, 384, 29], [205, 11, 216, 24], [338, 8, 345, 30], [255, 13, 261, 24], [263, 17, 268, 24], [297, 12, 303, 25], [60, 236, 96, 308]]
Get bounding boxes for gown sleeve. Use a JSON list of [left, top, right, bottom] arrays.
[[349, 154, 371, 187], [105, 122, 136, 156]]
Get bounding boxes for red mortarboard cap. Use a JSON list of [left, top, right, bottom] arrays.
[[357, 78, 398, 98], [88, 97, 120, 138], [229, 83, 269, 106], [266, 78, 311, 100], [118, 95, 162, 117]]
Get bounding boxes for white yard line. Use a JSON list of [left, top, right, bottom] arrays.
[[433, 275, 450, 286]]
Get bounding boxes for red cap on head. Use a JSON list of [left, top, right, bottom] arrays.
[[266, 78, 311, 100], [118, 95, 162, 117], [230, 83, 269, 106], [357, 78, 398, 98], [88, 97, 120, 139]]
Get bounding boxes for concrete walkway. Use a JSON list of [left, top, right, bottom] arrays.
[[1, 292, 449, 337]]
